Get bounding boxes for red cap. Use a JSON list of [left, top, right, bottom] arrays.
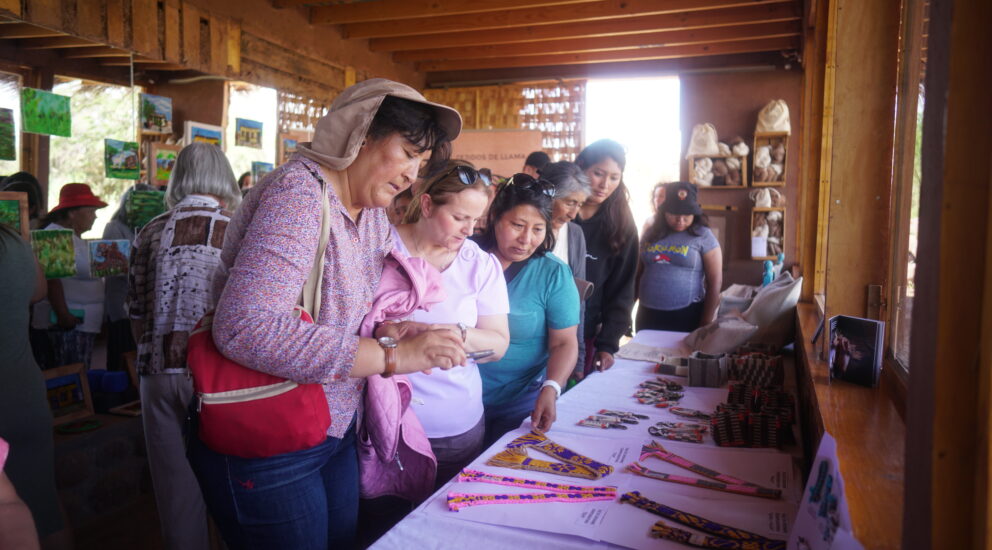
[[49, 183, 107, 215]]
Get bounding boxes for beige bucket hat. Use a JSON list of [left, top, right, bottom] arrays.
[[297, 78, 462, 171]]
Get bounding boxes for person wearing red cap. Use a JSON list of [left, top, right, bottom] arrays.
[[30, 183, 107, 369]]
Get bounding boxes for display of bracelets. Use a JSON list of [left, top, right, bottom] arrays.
[[648, 421, 708, 444], [634, 377, 684, 406], [711, 393, 794, 448], [669, 407, 712, 421], [578, 415, 629, 430]]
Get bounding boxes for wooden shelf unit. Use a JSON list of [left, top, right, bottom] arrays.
[[752, 131, 789, 187], [686, 153, 748, 189], [751, 206, 785, 260]]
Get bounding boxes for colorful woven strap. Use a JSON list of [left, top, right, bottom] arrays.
[[620, 491, 781, 544], [457, 469, 616, 495], [670, 407, 712, 420], [487, 448, 599, 480], [639, 442, 771, 490], [447, 491, 615, 511], [626, 463, 782, 499], [649, 521, 787, 550], [503, 431, 614, 479]]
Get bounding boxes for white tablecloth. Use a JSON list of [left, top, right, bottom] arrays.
[[372, 330, 799, 550]]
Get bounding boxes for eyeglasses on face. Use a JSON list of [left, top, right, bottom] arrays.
[[506, 174, 556, 198]]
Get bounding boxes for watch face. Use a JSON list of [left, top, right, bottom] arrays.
[[378, 336, 397, 347]]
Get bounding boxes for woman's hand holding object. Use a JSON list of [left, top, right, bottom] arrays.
[[395, 329, 466, 374]]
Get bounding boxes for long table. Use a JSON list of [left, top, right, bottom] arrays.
[[372, 330, 800, 549]]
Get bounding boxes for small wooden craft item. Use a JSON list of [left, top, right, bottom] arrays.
[[449, 469, 617, 511], [487, 431, 614, 480], [626, 442, 782, 500], [621, 491, 785, 548]]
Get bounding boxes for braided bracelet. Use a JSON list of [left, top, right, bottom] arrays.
[[650, 520, 787, 550], [447, 491, 615, 511], [626, 463, 782, 500], [457, 469, 616, 495], [620, 491, 783, 545], [500, 431, 614, 479], [639, 442, 761, 488]]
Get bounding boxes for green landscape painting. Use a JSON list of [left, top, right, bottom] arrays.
[[0, 199, 20, 232], [31, 229, 76, 279], [104, 139, 140, 180], [0, 108, 15, 160], [21, 88, 71, 137]]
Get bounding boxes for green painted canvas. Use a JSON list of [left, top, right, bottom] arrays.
[[31, 229, 76, 279], [21, 88, 71, 137]]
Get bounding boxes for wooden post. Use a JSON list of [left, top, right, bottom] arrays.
[[22, 68, 54, 210], [903, 0, 992, 547]]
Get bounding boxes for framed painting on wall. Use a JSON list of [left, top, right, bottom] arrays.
[[147, 142, 181, 186], [184, 121, 224, 149], [278, 130, 311, 165]]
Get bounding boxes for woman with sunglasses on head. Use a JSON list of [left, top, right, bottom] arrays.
[[573, 139, 639, 377], [475, 174, 579, 445], [389, 160, 510, 486]]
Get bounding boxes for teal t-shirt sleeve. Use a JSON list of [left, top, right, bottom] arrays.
[[700, 227, 720, 254], [544, 257, 580, 330]]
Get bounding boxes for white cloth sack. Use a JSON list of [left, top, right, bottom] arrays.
[[750, 188, 772, 208], [683, 316, 758, 355], [742, 272, 803, 347], [756, 100, 791, 134], [686, 123, 720, 158]]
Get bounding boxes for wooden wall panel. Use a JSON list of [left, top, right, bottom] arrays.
[[106, 0, 126, 47], [225, 19, 239, 73], [27, 0, 61, 29], [239, 59, 338, 102], [131, 0, 159, 57], [821, 0, 899, 320], [240, 32, 345, 91], [163, 2, 180, 62], [680, 69, 804, 287], [181, 1, 201, 70], [76, 0, 106, 41], [208, 14, 226, 75], [0, 0, 21, 16]]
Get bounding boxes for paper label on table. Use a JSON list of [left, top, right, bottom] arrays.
[[575, 504, 610, 527]]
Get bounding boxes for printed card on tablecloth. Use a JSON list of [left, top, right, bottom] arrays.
[[787, 432, 862, 550]]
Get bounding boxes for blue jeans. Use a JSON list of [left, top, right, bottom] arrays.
[[483, 379, 542, 448], [188, 426, 358, 550]]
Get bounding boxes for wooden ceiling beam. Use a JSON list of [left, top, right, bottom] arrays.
[[343, 0, 793, 39], [416, 35, 799, 71], [61, 46, 133, 59], [271, 0, 317, 8], [370, 2, 801, 51], [425, 51, 787, 86], [311, 0, 601, 24], [0, 22, 63, 39], [18, 36, 98, 49], [101, 57, 176, 66], [395, 20, 800, 62]]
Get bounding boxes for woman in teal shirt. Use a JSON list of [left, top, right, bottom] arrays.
[[475, 174, 580, 445]]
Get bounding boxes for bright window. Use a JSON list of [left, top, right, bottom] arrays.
[[584, 77, 681, 233]]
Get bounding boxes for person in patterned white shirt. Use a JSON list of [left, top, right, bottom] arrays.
[[127, 142, 242, 550]]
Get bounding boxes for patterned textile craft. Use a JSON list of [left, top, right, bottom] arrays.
[[494, 431, 614, 479], [627, 442, 782, 499], [670, 407, 712, 421], [649, 520, 787, 550], [626, 463, 781, 499], [457, 469, 616, 495], [620, 491, 784, 547], [447, 491, 615, 511], [488, 448, 599, 480]]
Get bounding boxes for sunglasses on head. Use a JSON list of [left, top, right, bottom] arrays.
[[440, 165, 492, 187], [506, 174, 556, 198]]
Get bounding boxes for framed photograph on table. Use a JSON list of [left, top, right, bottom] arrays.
[[184, 121, 224, 150], [0, 191, 29, 239], [44, 363, 95, 426]]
